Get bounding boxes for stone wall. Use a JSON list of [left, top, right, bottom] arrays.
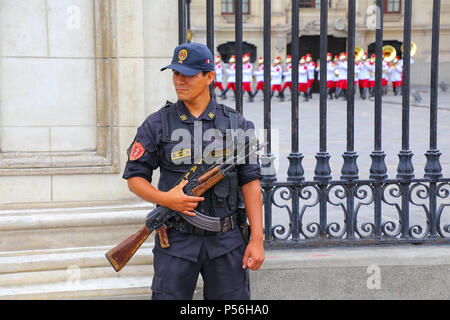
[[0, 0, 178, 205]]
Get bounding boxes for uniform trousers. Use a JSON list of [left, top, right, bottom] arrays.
[[151, 242, 250, 300], [256, 81, 264, 91], [214, 82, 224, 90]]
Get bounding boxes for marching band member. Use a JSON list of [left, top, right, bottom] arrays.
[[316, 60, 320, 83], [242, 53, 254, 102], [271, 56, 284, 101], [222, 55, 236, 100], [326, 53, 336, 99], [282, 55, 292, 97], [368, 54, 376, 97], [298, 56, 309, 101], [332, 55, 340, 98], [214, 55, 226, 98], [382, 54, 390, 96], [357, 53, 371, 100], [306, 54, 316, 99], [253, 57, 265, 99], [337, 52, 348, 99], [389, 56, 403, 96]]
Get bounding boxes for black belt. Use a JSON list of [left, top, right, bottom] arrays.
[[169, 213, 240, 236]]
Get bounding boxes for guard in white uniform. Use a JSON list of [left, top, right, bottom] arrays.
[[214, 55, 225, 98], [306, 54, 316, 99], [282, 55, 292, 97], [222, 55, 236, 100], [253, 57, 265, 99], [389, 56, 403, 96], [271, 56, 284, 101], [357, 53, 370, 100], [242, 53, 254, 102], [298, 56, 309, 101]]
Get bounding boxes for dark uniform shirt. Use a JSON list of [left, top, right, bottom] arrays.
[[123, 98, 261, 262]]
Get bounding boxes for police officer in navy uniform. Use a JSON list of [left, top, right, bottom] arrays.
[[123, 42, 265, 300]]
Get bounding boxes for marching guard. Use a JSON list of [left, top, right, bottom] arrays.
[[389, 56, 403, 96], [214, 55, 226, 98], [298, 56, 309, 101], [337, 52, 348, 99], [242, 53, 254, 102], [357, 53, 370, 100], [282, 55, 292, 98], [306, 54, 316, 99], [222, 55, 236, 100], [271, 56, 284, 101], [253, 57, 265, 99]]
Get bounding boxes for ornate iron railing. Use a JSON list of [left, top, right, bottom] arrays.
[[179, 0, 450, 246]]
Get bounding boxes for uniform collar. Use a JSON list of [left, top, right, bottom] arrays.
[[176, 97, 217, 123]]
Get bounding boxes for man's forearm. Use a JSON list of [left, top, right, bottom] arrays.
[[241, 179, 264, 241], [127, 177, 167, 206]]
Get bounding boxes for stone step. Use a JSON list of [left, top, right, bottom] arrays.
[[0, 202, 205, 300], [0, 244, 154, 300], [0, 201, 155, 251], [0, 244, 154, 275], [0, 276, 153, 300]]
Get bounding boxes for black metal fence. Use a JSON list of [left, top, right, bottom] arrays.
[[178, 0, 450, 247]]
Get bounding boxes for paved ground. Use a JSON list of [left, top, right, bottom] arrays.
[[215, 86, 450, 236]]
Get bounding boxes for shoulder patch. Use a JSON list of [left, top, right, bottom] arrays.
[[129, 141, 145, 161]]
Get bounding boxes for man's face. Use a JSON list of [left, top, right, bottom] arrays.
[[172, 70, 215, 102]]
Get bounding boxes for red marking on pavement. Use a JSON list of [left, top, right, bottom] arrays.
[[312, 254, 331, 258]]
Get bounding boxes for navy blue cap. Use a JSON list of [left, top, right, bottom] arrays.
[[161, 42, 214, 76]]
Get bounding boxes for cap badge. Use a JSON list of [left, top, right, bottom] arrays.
[[178, 49, 188, 63]]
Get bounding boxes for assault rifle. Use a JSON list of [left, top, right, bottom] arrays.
[[105, 137, 262, 272]]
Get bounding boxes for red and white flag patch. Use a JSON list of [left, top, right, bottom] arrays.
[[129, 141, 145, 161]]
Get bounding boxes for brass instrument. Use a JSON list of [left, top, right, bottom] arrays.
[[401, 41, 417, 57], [355, 46, 364, 62], [383, 45, 397, 63]]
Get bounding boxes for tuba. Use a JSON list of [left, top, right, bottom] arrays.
[[383, 45, 397, 63], [355, 46, 364, 62], [401, 41, 417, 57]]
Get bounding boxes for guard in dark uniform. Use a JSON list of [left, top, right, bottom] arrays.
[[123, 42, 265, 300]]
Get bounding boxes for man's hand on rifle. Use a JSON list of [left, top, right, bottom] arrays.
[[160, 179, 204, 217]]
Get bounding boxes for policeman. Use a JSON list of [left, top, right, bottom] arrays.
[[123, 42, 264, 300]]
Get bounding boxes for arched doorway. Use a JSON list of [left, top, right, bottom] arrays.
[[217, 41, 257, 63]]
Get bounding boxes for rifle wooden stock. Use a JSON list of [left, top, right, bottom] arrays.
[[197, 166, 219, 183], [191, 171, 225, 196], [105, 226, 151, 272], [105, 166, 226, 272]]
